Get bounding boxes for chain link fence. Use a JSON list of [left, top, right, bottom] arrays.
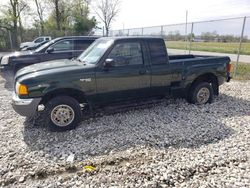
[[0, 28, 102, 52], [1, 17, 249, 79], [110, 16, 250, 80]]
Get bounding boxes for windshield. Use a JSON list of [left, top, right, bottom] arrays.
[[77, 39, 114, 64], [34, 38, 57, 52]]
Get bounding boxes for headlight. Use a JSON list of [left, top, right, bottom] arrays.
[[15, 82, 28, 95], [1, 56, 9, 65]]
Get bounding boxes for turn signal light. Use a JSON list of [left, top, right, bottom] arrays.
[[19, 84, 28, 95], [227, 64, 232, 73]]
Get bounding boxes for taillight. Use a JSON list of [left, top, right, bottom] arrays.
[[227, 64, 232, 73]]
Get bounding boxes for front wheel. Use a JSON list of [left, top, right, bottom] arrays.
[[189, 82, 214, 105], [44, 96, 82, 131]]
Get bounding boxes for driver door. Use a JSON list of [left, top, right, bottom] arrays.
[[94, 40, 151, 105]]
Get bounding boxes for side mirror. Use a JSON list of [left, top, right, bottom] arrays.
[[47, 48, 54, 53], [104, 58, 114, 68]]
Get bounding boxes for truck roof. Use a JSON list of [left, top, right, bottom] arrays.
[[102, 36, 164, 41], [56, 36, 100, 40]]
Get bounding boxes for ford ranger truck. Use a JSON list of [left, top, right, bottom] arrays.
[[12, 37, 232, 131]]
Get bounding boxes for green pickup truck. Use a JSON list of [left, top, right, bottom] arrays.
[[12, 37, 232, 131]]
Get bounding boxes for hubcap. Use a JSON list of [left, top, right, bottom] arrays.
[[51, 105, 75, 127], [197, 87, 210, 104]]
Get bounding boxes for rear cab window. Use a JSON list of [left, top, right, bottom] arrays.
[[148, 39, 168, 65]]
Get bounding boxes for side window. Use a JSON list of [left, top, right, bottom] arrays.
[[34, 37, 44, 43], [45, 38, 50, 41], [51, 40, 74, 52], [108, 42, 143, 66], [149, 40, 167, 65], [75, 40, 94, 51]]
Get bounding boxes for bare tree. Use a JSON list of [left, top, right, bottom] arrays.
[[93, 0, 120, 36], [49, 0, 71, 31], [17, 0, 29, 41], [8, 0, 19, 48], [72, 0, 90, 17], [2, 0, 26, 48], [49, 0, 62, 30], [34, 0, 47, 34]]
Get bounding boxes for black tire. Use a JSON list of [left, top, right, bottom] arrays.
[[189, 82, 214, 104], [44, 96, 82, 131]]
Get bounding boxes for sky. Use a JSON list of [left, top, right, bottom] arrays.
[[109, 0, 250, 30], [1, 0, 250, 32]]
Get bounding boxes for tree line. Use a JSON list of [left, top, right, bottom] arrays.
[[0, 0, 121, 50], [165, 31, 249, 42]]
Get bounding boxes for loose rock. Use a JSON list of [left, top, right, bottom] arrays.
[[0, 70, 249, 187]]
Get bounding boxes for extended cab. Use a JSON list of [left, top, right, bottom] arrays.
[[12, 37, 232, 131]]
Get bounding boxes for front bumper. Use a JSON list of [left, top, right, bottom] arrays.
[[12, 93, 42, 117]]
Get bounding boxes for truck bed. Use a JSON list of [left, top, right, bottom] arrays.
[[169, 54, 230, 65], [169, 54, 222, 61], [169, 54, 196, 60]]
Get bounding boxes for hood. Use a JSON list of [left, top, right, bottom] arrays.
[[15, 59, 94, 81], [7, 51, 33, 58]]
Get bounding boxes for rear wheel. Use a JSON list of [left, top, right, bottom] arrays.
[[44, 96, 82, 131], [189, 82, 214, 104]]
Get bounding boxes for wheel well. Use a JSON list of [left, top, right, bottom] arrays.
[[189, 73, 219, 95], [40, 88, 88, 105]]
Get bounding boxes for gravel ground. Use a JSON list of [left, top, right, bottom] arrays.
[[0, 71, 250, 187]]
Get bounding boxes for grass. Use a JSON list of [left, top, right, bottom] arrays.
[[166, 41, 250, 55], [166, 41, 250, 80], [231, 62, 250, 80]]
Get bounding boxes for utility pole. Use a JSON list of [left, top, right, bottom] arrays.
[[234, 16, 246, 77], [123, 22, 125, 35], [185, 10, 188, 53]]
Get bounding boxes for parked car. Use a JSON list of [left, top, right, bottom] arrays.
[[21, 40, 50, 51], [20, 36, 51, 50], [0, 36, 99, 72], [12, 37, 232, 131]]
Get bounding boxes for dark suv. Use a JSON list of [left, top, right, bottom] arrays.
[[0, 36, 99, 72]]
